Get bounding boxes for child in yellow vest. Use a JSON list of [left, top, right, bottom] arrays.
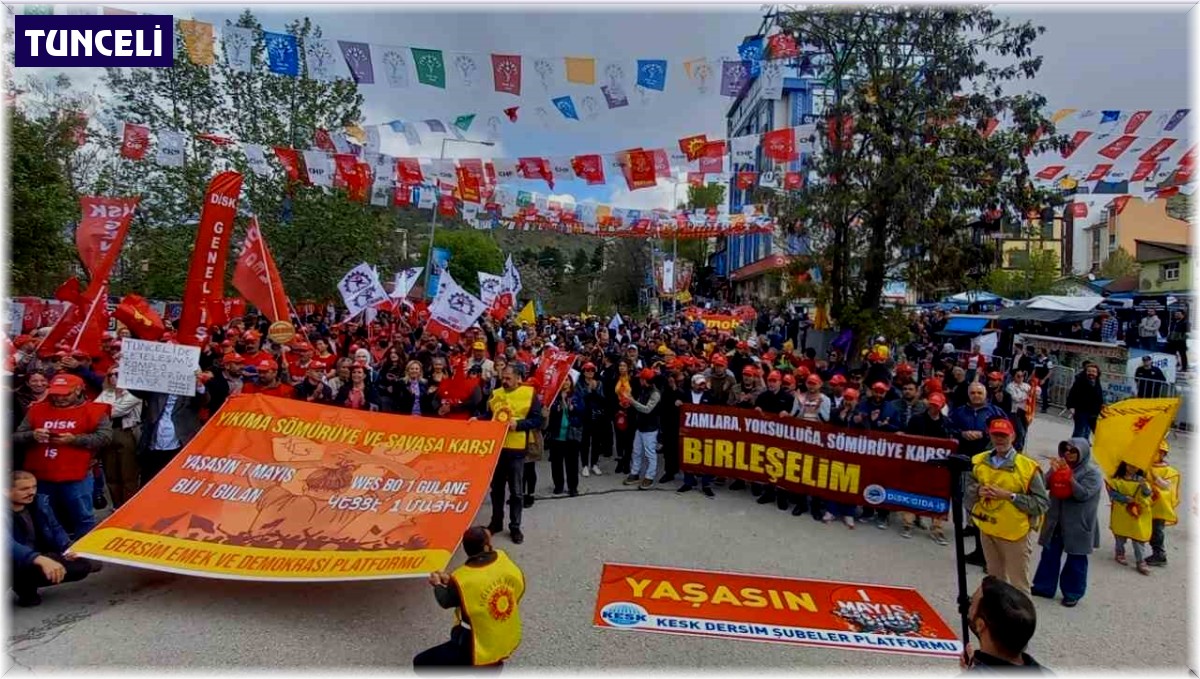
[[1147, 441, 1181, 567], [1106, 462, 1154, 575]]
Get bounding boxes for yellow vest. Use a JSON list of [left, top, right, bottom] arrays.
[[452, 550, 525, 666], [971, 451, 1041, 541], [489, 385, 535, 451], [1151, 464, 1181, 525], [1108, 477, 1154, 541]]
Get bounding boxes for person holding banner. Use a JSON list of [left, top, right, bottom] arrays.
[[133, 372, 209, 483], [486, 365, 543, 545], [414, 526, 525, 669], [676, 374, 716, 497], [753, 371, 796, 510], [13, 374, 113, 540], [965, 418, 1050, 595]]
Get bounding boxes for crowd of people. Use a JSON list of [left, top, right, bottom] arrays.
[[4, 302, 1180, 628]]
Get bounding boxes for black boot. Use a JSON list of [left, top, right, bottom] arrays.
[[756, 489, 776, 504], [522, 494, 535, 509], [728, 479, 746, 491]]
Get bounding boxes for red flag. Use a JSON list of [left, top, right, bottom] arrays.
[[1131, 161, 1158, 182], [687, 172, 705, 187], [767, 33, 799, 59], [437, 373, 481, 411], [178, 171, 243, 346], [1085, 164, 1112, 182], [571, 154, 605, 185], [272, 147, 304, 183], [1069, 202, 1089, 218], [120, 123, 150, 160], [504, 106, 520, 122], [1138, 138, 1176, 163], [456, 166, 481, 203], [438, 194, 458, 217], [75, 196, 139, 281], [196, 133, 234, 146], [63, 110, 88, 146], [622, 149, 657, 190], [1061, 131, 1092, 159], [827, 115, 854, 151], [492, 55, 522, 96], [39, 279, 109, 358], [698, 141, 725, 174], [651, 149, 672, 179], [783, 171, 804, 190], [397, 157, 424, 184], [112, 294, 165, 341], [314, 128, 337, 152], [762, 128, 798, 162], [1125, 111, 1152, 134], [1111, 195, 1133, 215], [1097, 135, 1137, 160], [394, 184, 413, 207], [232, 216, 289, 322], [978, 117, 999, 139], [1035, 165, 1066, 180], [531, 349, 576, 405], [333, 153, 359, 187], [518, 157, 554, 189], [736, 172, 757, 190], [425, 317, 461, 346], [54, 277, 82, 303], [679, 134, 708, 161]]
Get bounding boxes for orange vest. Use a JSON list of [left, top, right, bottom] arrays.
[[24, 400, 109, 482]]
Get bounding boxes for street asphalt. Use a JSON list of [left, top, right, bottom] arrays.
[[5, 414, 1192, 672]]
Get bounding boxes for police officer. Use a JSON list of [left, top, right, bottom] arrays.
[[414, 526, 525, 669]]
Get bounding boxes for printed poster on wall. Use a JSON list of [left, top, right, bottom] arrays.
[[70, 394, 509, 581]]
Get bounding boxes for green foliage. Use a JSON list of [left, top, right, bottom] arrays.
[[570, 249, 590, 274], [590, 243, 605, 273], [432, 229, 503, 296], [686, 183, 726, 210], [1166, 194, 1191, 222], [985, 249, 1063, 299], [1099, 246, 1140, 280], [8, 107, 78, 295], [775, 6, 1064, 342]]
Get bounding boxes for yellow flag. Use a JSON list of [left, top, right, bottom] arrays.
[[178, 19, 214, 66], [565, 57, 595, 85], [345, 124, 367, 144], [1092, 398, 1181, 477], [516, 301, 536, 325], [1051, 108, 1078, 124]]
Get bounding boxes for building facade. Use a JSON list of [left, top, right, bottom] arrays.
[[1080, 197, 1189, 273], [1135, 239, 1192, 293]]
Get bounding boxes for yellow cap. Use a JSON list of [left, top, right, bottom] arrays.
[[657, 345, 669, 355], [472, 341, 486, 350], [1159, 440, 1170, 452]]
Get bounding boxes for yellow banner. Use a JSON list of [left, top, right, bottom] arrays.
[[565, 56, 595, 85], [178, 19, 214, 66], [1093, 397, 1180, 477]]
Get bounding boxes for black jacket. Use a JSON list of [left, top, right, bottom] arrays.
[[1066, 373, 1104, 416], [133, 390, 209, 454], [294, 379, 334, 404], [388, 379, 434, 415], [755, 389, 795, 416], [905, 411, 954, 439]]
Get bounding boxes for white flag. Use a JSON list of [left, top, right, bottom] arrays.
[[338, 263, 389, 316], [608, 313, 623, 331], [401, 121, 422, 147], [222, 26, 255, 73], [662, 259, 676, 293], [305, 38, 350, 82], [502, 255, 523, 298], [303, 150, 334, 187], [364, 125, 381, 154], [392, 266, 423, 299], [478, 272, 504, 305], [730, 134, 759, 167], [243, 143, 272, 177], [155, 129, 185, 167], [430, 159, 457, 184], [429, 271, 485, 333]]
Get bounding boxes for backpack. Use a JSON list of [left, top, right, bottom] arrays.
[[1048, 465, 1074, 500]]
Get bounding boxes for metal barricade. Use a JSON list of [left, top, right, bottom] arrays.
[[1041, 365, 1192, 431]]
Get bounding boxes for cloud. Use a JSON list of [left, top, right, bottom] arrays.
[[607, 181, 687, 210]]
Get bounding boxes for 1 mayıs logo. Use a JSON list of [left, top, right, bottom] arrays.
[[15, 14, 174, 68]]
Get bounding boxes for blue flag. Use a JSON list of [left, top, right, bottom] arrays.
[[386, 120, 406, 133], [263, 32, 299, 77], [738, 36, 764, 78], [636, 59, 668, 91], [427, 247, 452, 299], [1100, 110, 1121, 124], [552, 96, 579, 120]]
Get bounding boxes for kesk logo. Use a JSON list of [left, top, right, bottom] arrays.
[[600, 601, 649, 627], [15, 15, 174, 68]]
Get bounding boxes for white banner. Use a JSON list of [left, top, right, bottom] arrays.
[[302, 150, 334, 187], [662, 259, 675, 293], [116, 338, 200, 397], [391, 266, 423, 299], [155, 129, 185, 167], [338, 262, 389, 316], [243, 144, 272, 177], [429, 271, 485, 332], [6, 300, 25, 332], [502, 254, 523, 298], [478, 272, 504, 306]]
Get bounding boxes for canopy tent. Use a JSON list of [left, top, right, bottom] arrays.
[[937, 315, 992, 336], [997, 295, 1105, 324]]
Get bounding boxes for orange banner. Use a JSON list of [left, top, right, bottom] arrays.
[[70, 394, 508, 581], [593, 563, 960, 659]]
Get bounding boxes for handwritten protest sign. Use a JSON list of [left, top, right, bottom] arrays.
[[117, 338, 201, 396], [70, 394, 508, 581], [5, 300, 25, 333]]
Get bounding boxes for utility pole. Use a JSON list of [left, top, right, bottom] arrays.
[[422, 137, 495, 297]]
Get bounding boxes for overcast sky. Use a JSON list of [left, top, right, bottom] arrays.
[[18, 3, 1193, 208]]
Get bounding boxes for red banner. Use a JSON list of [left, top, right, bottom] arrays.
[[74, 196, 140, 282], [531, 349, 576, 405], [492, 54, 522, 96], [272, 147, 304, 183], [571, 154, 605, 185], [120, 123, 150, 160], [594, 563, 960, 659], [679, 134, 708, 161], [1061, 130, 1092, 159], [762, 128, 798, 162], [178, 171, 243, 346], [112, 294, 165, 340], [1138, 137, 1177, 163], [232, 216, 289, 322], [1097, 134, 1137, 160], [38, 279, 109, 357], [679, 405, 953, 514]]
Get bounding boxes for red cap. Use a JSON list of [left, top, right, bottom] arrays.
[[843, 388, 860, 401], [638, 368, 657, 381], [806, 374, 823, 386], [294, 342, 313, 352], [256, 357, 278, 371], [736, 341, 749, 351], [923, 377, 944, 394], [222, 353, 245, 366], [987, 371, 1004, 382], [829, 374, 847, 386], [896, 363, 915, 375], [871, 381, 889, 393], [867, 351, 883, 363], [307, 358, 329, 371], [988, 418, 1015, 436], [349, 344, 360, 353], [244, 330, 261, 341], [47, 373, 83, 395], [711, 354, 728, 367], [782, 374, 796, 388], [796, 365, 811, 378], [582, 362, 597, 372], [927, 392, 947, 408], [767, 370, 783, 383], [742, 365, 757, 377]]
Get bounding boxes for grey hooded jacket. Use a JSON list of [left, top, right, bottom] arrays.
[[1038, 437, 1103, 555]]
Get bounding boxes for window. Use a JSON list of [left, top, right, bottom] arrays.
[[1163, 261, 1181, 281], [1091, 230, 1101, 266], [1108, 233, 1117, 250]]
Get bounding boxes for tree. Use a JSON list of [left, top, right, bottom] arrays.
[[1099, 246, 1140, 280], [776, 6, 1064, 349], [1166, 194, 1191, 222], [589, 243, 605, 273], [432, 229, 503, 296], [687, 184, 726, 211], [8, 107, 78, 295], [985, 249, 1063, 299], [569, 249, 590, 275]]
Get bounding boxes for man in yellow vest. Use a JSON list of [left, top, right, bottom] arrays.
[[485, 365, 543, 545], [414, 526, 525, 670], [965, 418, 1049, 595]]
